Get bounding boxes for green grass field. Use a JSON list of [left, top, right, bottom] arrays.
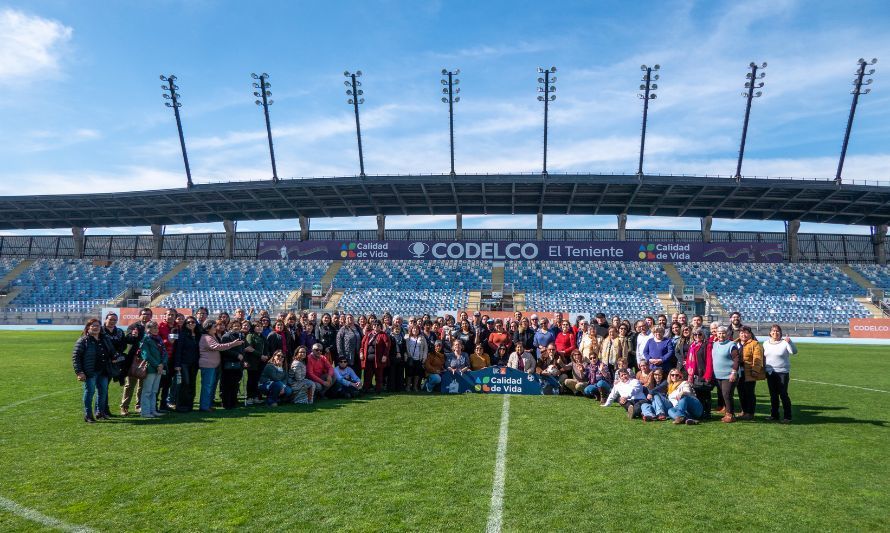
[[1, 331, 888, 532]]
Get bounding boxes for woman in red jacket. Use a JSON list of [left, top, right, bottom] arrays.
[[554, 320, 577, 359], [360, 321, 391, 393]]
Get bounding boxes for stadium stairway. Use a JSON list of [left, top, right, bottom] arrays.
[[706, 293, 727, 321], [839, 265, 884, 318], [321, 261, 343, 287], [662, 263, 685, 290], [0, 260, 33, 308], [149, 260, 192, 306], [657, 293, 679, 316], [492, 262, 505, 288], [326, 290, 344, 309], [854, 297, 885, 318], [467, 290, 481, 311], [513, 292, 526, 311]]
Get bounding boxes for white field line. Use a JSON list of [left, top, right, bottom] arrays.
[[0, 495, 96, 532], [485, 395, 510, 533], [793, 378, 890, 394], [0, 389, 71, 414]]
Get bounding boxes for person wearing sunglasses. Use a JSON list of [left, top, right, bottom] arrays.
[[173, 316, 202, 413], [667, 369, 703, 425], [640, 369, 669, 421], [685, 328, 714, 418]]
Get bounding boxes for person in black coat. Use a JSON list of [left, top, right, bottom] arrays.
[[266, 320, 297, 370], [73, 319, 113, 423], [387, 317, 407, 392], [219, 322, 248, 409], [173, 316, 202, 412]]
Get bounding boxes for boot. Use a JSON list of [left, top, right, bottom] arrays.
[[598, 387, 608, 405]]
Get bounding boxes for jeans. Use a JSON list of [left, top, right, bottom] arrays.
[[766, 371, 792, 420], [140, 373, 161, 417], [82, 375, 109, 417], [668, 395, 704, 420], [425, 373, 442, 392], [583, 380, 611, 398], [259, 381, 291, 405], [199, 367, 217, 411], [641, 394, 670, 418]]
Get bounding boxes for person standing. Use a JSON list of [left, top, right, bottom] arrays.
[[685, 329, 714, 418], [737, 325, 765, 421], [316, 313, 339, 360], [406, 324, 428, 392], [138, 321, 167, 419], [387, 316, 407, 392], [198, 320, 243, 412], [360, 322, 391, 393], [120, 307, 152, 416], [244, 321, 268, 406], [336, 314, 363, 376], [763, 324, 796, 423], [533, 319, 556, 359], [99, 312, 127, 417], [173, 316, 201, 413], [711, 326, 740, 423], [72, 319, 113, 423]]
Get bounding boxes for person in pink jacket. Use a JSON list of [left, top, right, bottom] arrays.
[[198, 319, 243, 412]]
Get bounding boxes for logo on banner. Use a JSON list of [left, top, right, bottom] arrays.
[[638, 244, 657, 260], [409, 242, 430, 258], [340, 242, 358, 258]]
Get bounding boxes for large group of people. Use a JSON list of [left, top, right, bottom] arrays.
[[72, 306, 797, 425]]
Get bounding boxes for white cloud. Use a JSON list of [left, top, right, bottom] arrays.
[[0, 9, 73, 84]]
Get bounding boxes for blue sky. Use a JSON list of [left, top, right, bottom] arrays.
[[1, 0, 889, 236]]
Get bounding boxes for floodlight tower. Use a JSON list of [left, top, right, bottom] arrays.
[[537, 67, 557, 175], [836, 58, 877, 185], [734, 62, 767, 180], [637, 64, 660, 176], [344, 70, 366, 177], [441, 68, 461, 176], [160, 74, 193, 189], [252, 73, 278, 183]]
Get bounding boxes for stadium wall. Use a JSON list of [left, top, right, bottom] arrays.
[[0, 229, 883, 263]]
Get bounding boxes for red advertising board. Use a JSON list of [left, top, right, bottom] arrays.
[[849, 318, 890, 339], [101, 307, 192, 327]]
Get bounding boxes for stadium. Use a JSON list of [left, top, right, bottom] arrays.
[[2, 3, 890, 533]]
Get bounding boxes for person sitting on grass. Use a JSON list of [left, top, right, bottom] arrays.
[[562, 349, 589, 395], [333, 357, 363, 399], [666, 368, 703, 425], [640, 369, 669, 421], [583, 356, 612, 404], [424, 340, 447, 392], [602, 368, 647, 419], [288, 346, 315, 404], [447, 340, 470, 375], [307, 343, 335, 399], [258, 351, 291, 407]]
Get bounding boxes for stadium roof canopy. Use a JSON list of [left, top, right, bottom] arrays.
[[1, 174, 888, 230]]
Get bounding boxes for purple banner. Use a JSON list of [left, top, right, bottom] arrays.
[[257, 240, 783, 263]]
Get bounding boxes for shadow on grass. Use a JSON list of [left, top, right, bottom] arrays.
[[791, 404, 888, 427], [103, 392, 437, 425]]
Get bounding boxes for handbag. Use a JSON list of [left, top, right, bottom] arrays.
[[107, 359, 122, 379], [223, 361, 243, 370], [129, 357, 147, 380]]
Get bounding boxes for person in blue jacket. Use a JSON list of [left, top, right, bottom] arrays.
[[333, 357, 363, 399], [642, 326, 675, 372]]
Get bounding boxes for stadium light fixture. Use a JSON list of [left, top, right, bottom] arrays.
[[441, 68, 461, 176], [836, 58, 878, 185], [637, 64, 660, 176], [537, 66, 557, 175], [251, 73, 278, 183], [344, 70, 366, 177], [734, 61, 767, 180], [160, 74, 193, 189]]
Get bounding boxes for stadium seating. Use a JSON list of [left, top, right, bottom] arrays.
[[506, 261, 668, 316], [158, 259, 329, 313], [8, 259, 176, 313], [675, 263, 869, 323], [854, 264, 890, 291], [334, 260, 489, 315], [0, 258, 20, 280]]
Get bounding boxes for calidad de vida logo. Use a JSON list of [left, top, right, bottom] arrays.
[[339, 242, 391, 259], [473, 367, 530, 393], [637, 243, 691, 261]]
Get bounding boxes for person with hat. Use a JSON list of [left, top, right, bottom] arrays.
[[333, 357, 362, 399]]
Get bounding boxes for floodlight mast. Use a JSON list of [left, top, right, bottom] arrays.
[[836, 58, 878, 185], [252, 73, 278, 183], [441, 68, 461, 175], [160, 74, 193, 189], [345, 70, 366, 177], [637, 64, 660, 176], [735, 62, 767, 180], [537, 67, 557, 175]]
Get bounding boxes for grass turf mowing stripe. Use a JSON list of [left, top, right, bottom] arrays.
[[792, 378, 890, 394], [0, 496, 95, 533], [485, 395, 510, 533]]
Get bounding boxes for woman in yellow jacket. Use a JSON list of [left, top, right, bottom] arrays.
[[424, 340, 447, 392], [737, 325, 765, 420]]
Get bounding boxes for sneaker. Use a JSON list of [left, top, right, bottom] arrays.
[[685, 419, 699, 425], [766, 416, 779, 422], [268, 402, 278, 407], [120, 408, 129, 417], [245, 398, 255, 406], [672, 416, 685, 425], [626, 404, 635, 419], [738, 413, 754, 421], [781, 418, 792, 424], [642, 415, 653, 422]]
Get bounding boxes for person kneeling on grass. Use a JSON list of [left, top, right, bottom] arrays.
[[258, 351, 291, 407], [640, 369, 669, 421], [602, 369, 647, 419], [583, 357, 612, 404], [424, 340, 447, 392], [334, 357, 363, 399], [288, 346, 315, 404], [307, 343, 335, 399], [666, 369, 703, 425]]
